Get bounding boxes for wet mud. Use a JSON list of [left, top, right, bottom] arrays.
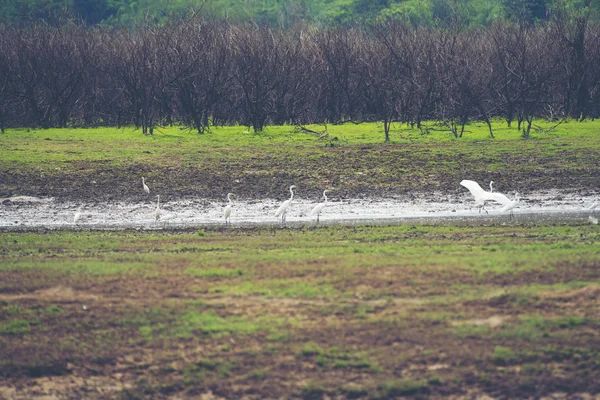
[[1, 189, 597, 230]]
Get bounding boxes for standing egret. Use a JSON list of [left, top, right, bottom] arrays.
[[73, 205, 83, 224], [460, 180, 510, 213], [142, 177, 150, 195], [309, 189, 330, 223], [500, 192, 519, 218], [275, 185, 296, 223], [224, 193, 235, 224], [154, 195, 162, 222], [589, 201, 598, 224]]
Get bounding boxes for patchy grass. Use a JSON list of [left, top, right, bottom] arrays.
[[1, 119, 599, 200], [0, 319, 34, 335], [0, 224, 599, 397]]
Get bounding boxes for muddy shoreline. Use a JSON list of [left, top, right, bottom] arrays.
[[1, 189, 597, 231]]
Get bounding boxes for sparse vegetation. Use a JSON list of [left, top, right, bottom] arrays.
[[1, 119, 599, 201], [0, 224, 598, 397]]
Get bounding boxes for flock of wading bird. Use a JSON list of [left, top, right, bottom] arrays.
[[73, 176, 598, 225]]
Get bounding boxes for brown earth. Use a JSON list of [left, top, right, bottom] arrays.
[[1, 143, 599, 202], [0, 257, 599, 399]]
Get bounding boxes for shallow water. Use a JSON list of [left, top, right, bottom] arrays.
[[0, 189, 597, 230]]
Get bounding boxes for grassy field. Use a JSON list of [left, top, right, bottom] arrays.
[[0, 224, 599, 398], [0, 120, 599, 398], [1, 119, 599, 201]]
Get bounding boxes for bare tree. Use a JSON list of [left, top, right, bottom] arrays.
[[103, 27, 176, 135], [173, 20, 233, 133], [369, 22, 419, 140], [1, 19, 598, 133], [230, 26, 283, 132], [314, 28, 363, 124], [551, 6, 593, 120]]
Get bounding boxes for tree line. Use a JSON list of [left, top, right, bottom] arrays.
[[1, 0, 598, 29], [0, 16, 599, 139]]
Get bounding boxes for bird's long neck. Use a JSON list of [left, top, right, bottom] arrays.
[[228, 194, 233, 205], [289, 187, 294, 201], [156, 196, 160, 209], [323, 191, 328, 203], [142, 177, 145, 184], [489, 181, 494, 192]]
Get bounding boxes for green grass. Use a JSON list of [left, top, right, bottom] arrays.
[[1, 119, 599, 199], [209, 279, 342, 298], [174, 311, 261, 338], [0, 319, 34, 335], [186, 267, 244, 278], [492, 346, 518, 365], [1, 224, 599, 397], [0, 121, 558, 167], [375, 379, 429, 397], [1, 117, 599, 398]]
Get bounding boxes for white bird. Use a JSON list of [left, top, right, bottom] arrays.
[[309, 189, 330, 223], [142, 177, 150, 195], [73, 205, 83, 223], [224, 193, 235, 224], [460, 179, 511, 213], [500, 192, 520, 218], [275, 185, 296, 223], [154, 195, 162, 222]]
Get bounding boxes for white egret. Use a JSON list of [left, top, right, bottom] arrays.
[[73, 205, 83, 223], [460, 179, 510, 213], [275, 185, 296, 223], [142, 177, 150, 195], [224, 193, 235, 224], [500, 192, 519, 218], [154, 195, 162, 222], [588, 201, 598, 225], [309, 189, 330, 223]]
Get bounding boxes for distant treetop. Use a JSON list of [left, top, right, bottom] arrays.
[[1, 0, 598, 27]]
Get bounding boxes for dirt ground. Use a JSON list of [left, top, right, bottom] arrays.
[[1, 134, 599, 399], [1, 141, 599, 203], [1, 236, 599, 399]]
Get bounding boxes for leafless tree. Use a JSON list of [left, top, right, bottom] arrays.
[[173, 21, 233, 133], [0, 18, 598, 136]]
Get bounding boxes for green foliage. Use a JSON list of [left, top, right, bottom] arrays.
[[1, 0, 599, 27], [375, 379, 428, 397], [44, 305, 64, 317], [0, 319, 33, 335], [492, 345, 517, 365], [298, 343, 380, 371], [496, 314, 589, 341], [175, 312, 260, 338], [454, 324, 491, 338]]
